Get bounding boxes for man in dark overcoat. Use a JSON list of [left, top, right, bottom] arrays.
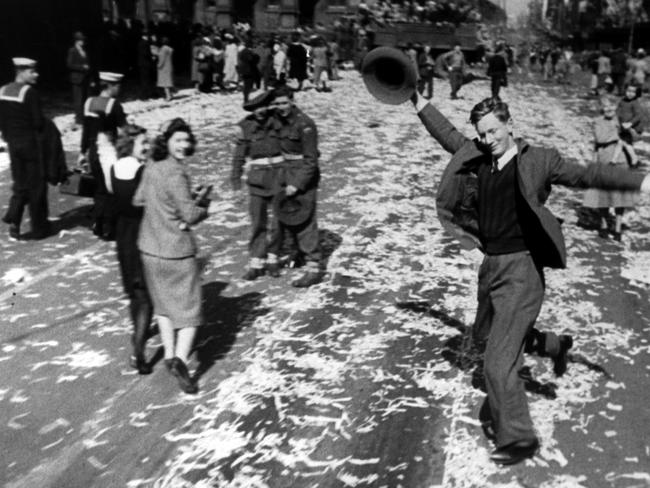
[[237, 39, 260, 104], [487, 47, 508, 99], [411, 91, 650, 465], [67, 32, 91, 124], [286, 33, 308, 91], [0, 58, 50, 240]]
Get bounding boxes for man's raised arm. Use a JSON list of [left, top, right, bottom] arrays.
[[412, 91, 468, 154]]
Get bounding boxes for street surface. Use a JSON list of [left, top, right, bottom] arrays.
[[1, 70, 649, 488]]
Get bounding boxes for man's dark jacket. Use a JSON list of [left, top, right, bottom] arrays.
[[418, 104, 645, 269]]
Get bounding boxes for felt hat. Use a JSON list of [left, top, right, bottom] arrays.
[[274, 192, 313, 226]]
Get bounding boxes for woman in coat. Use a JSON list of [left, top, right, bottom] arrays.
[[98, 124, 153, 374], [133, 118, 211, 393], [156, 37, 174, 101]]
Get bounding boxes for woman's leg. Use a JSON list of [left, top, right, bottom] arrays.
[[175, 327, 198, 364], [614, 207, 625, 239], [157, 315, 175, 360]]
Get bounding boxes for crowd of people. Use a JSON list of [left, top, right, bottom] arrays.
[[2, 13, 650, 468], [358, 0, 482, 26]]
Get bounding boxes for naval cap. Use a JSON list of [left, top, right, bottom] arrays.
[[99, 71, 124, 83], [12, 57, 37, 68]]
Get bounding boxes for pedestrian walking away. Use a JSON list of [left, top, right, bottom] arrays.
[[97, 124, 154, 374], [133, 118, 211, 394], [0, 58, 52, 240], [271, 86, 324, 288], [231, 90, 284, 280], [410, 91, 650, 466], [487, 48, 508, 99], [80, 71, 127, 241], [443, 43, 465, 99]]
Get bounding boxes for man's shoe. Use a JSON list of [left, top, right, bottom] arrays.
[[291, 271, 323, 288], [553, 335, 573, 377], [8, 224, 19, 240], [169, 357, 198, 394], [612, 231, 622, 242], [598, 228, 609, 239], [242, 267, 265, 281], [266, 262, 280, 278], [490, 438, 539, 465]]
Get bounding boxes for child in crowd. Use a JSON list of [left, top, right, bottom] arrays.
[[583, 95, 640, 241]]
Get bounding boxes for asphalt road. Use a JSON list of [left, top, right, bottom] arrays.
[[0, 71, 649, 488]]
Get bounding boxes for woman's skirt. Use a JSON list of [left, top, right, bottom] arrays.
[[141, 252, 202, 328], [583, 188, 639, 209]]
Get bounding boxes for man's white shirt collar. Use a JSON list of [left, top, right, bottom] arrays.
[[495, 144, 518, 171]]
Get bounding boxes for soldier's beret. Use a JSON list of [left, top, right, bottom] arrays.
[[274, 192, 312, 226], [243, 90, 274, 112]]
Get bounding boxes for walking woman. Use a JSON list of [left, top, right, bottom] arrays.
[[133, 118, 211, 393], [98, 124, 153, 374], [156, 37, 174, 101]]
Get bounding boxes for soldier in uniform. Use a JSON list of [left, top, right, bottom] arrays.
[[271, 86, 324, 288], [231, 90, 284, 280], [0, 57, 50, 240], [80, 72, 127, 240]]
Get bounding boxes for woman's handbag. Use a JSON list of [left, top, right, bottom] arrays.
[[59, 168, 96, 198]]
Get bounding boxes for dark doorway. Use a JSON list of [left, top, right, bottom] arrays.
[[232, 0, 255, 24], [299, 0, 316, 26]]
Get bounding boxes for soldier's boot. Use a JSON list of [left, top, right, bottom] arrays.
[[243, 257, 265, 281], [266, 253, 280, 278], [291, 262, 323, 288]]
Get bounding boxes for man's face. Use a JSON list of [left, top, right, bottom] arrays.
[[272, 96, 292, 117], [109, 83, 121, 97], [18, 68, 39, 85], [475, 112, 512, 158]]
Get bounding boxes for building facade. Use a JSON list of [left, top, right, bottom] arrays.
[[104, 0, 359, 30]]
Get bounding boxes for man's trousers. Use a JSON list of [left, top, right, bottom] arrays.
[[472, 251, 546, 447], [3, 146, 49, 235], [249, 193, 281, 260]]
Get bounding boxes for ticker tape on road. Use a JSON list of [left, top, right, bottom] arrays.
[[0, 241, 105, 305]]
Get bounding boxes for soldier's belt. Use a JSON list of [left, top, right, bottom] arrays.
[[246, 155, 285, 167], [283, 153, 303, 161]]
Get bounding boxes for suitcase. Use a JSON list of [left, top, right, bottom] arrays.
[[59, 169, 96, 198]]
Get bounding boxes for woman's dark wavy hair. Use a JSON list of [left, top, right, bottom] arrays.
[[151, 117, 197, 161], [116, 124, 147, 158]]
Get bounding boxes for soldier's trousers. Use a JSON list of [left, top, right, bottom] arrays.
[[3, 148, 49, 234], [472, 251, 551, 448], [275, 213, 322, 267], [249, 193, 281, 260]]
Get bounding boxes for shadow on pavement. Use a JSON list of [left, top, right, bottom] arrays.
[[192, 281, 270, 380], [51, 203, 93, 234], [396, 302, 562, 400]]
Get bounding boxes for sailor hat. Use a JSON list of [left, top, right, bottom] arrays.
[[99, 71, 124, 83], [12, 57, 37, 68]]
